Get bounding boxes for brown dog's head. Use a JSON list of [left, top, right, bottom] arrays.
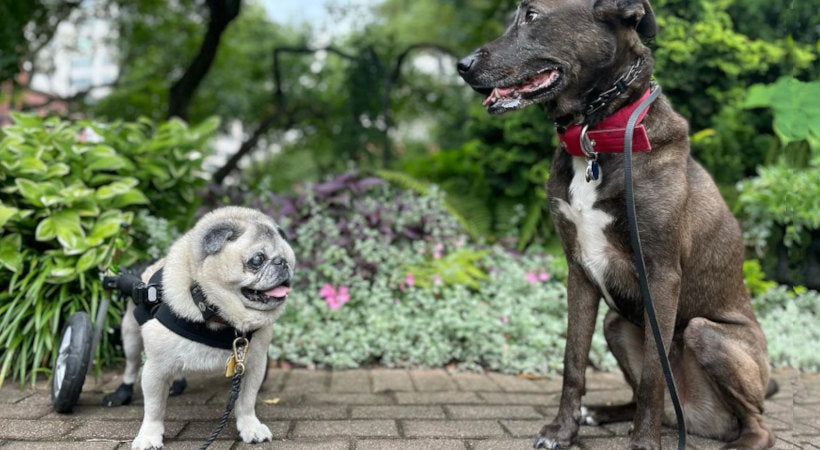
[[457, 0, 656, 120]]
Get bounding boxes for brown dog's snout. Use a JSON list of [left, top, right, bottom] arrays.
[[457, 49, 487, 76]]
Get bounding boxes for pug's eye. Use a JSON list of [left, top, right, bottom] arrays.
[[247, 253, 266, 270], [523, 9, 538, 24]]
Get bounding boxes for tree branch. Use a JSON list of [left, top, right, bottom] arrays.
[[168, 0, 241, 120]]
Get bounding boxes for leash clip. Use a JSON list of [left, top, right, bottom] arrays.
[[580, 124, 600, 182], [226, 337, 249, 377]]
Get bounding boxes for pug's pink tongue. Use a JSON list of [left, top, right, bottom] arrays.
[[265, 286, 290, 298]]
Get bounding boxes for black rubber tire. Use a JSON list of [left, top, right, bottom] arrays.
[[51, 312, 93, 413]]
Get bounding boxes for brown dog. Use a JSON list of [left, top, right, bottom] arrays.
[[457, 1, 775, 449]]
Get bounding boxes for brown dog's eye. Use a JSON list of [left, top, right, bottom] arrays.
[[247, 253, 265, 270], [524, 9, 538, 23]]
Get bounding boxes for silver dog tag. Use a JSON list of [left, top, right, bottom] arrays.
[[585, 159, 600, 182]]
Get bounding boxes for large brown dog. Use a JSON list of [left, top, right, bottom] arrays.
[[457, 1, 775, 449]]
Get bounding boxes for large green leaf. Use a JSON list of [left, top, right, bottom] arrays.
[[86, 210, 126, 246], [14, 178, 44, 207], [0, 234, 23, 272], [0, 204, 19, 230], [744, 77, 820, 147], [84, 144, 131, 172], [95, 178, 139, 200], [35, 209, 86, 251]]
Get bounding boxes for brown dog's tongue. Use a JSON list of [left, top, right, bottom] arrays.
[[265, 286, 290, 298]]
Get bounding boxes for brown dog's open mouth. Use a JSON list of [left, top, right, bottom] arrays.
[[241, 280, 290, 305], [480, 68, 562, 113]]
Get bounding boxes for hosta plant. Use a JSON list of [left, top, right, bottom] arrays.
[[0, 113, 216, 386]]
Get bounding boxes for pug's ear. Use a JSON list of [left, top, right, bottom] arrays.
[[202, 223, 242, 257], [594, 0, 657, 39], [276, 226, 289, 242]]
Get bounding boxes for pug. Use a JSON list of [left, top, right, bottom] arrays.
[[103, 206, 295, 450]]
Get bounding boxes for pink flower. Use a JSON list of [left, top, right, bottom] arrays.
[[538, 271, 550, 282], [432, 274, 442, 286], [336, 286, 350, 304], [405, 272, 415, 287], [433, 243, 444, 259], [501, 315, 509, 324], [525, 271, 539, 284], [319, 283, 350, 310]]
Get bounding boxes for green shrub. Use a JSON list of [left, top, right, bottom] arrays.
[[0, 113, 216, 386], [753, 286, 820, 371]]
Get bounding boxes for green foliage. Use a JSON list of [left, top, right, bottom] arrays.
[[399, 104, 554, 249], [405, 248, 488, 289], [743, 259, 778, 297], [753, 286, 820, 371], [0, 113, 215, 386], [744, 77, 820, 153], [737, 163, 820, 252]]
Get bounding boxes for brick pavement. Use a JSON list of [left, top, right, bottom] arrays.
[[0, 367, 816, 449]]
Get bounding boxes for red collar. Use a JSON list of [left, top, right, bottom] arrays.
[[558, 88, 653, 157]]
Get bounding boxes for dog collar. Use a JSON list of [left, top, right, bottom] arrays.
[[557, 88, 653, 158]]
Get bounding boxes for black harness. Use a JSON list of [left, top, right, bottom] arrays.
[[106, 268, 252, 350]]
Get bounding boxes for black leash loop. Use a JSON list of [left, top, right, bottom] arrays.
[[199, 372, 243, 450], [622, 84, 687, 450]]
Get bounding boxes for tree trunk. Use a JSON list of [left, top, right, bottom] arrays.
[[168, 0, 241, 120]]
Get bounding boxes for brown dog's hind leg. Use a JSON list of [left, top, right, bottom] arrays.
[[580, 310, 640, 426], [683, 317, 775, 450]]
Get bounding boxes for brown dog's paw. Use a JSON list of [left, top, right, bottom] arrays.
[[533, 423, 575, 449]]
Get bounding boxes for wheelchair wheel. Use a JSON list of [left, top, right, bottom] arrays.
[[51, 312, 93, 413]]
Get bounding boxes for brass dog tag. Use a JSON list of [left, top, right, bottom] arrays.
[[225, 355, 237, 377]]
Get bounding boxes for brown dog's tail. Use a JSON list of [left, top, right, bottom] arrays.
[[765, 379, 779, 399]]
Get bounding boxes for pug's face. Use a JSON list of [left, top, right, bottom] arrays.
[[189, 207, 296, 326]]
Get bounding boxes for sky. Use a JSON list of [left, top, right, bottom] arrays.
[[259, 0, 380, 37]]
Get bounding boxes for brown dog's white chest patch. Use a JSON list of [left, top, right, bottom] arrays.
[[556, 158, 619, 311]]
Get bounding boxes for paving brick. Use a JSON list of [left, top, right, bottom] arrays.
[[402, 420, 505, 438], [0, 405, 51, 419], [469, 438, 533, 449], [478, 392, 556, 406], [356, 438, 466, 449], [446, 405, 542, 420], [164, 441, 234, 450], [330, 370, 372, 393], [163, 404, 227, 420], [351, 406, 445, 419], [262, 368, 289, 392], [256, 405, 348, 420], [305, 393, 393, 405], [237, 439, 350, 449], [396, 392, 483, 405], [372, 370, 414, 392], [282, 369, 329, 393], [42, 404, 144, 420], [1, 442, 120, 450], [501, 420, 612, 438], [292, 420, 398, 438], [67, 420, 185, 440], [450, 372, 501, 392], [531, 376, 564, 393], [0, 419, 76, 439], [0, 386, 32, 404], [584, 370, 629, 390], [174, 420, 289, 440], [487, 373, 545, 392], [581, 389, 634, 406], [409, 370, 456, 392]]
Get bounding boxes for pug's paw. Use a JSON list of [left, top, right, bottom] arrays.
[[132, 422, 164, 450], [131, 433, 163, 450], [237, 416, 272, 443]]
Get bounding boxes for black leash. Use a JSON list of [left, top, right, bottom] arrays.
[[623, 84, 687, 450], [199, 336, 249, 450], [199, 372, 242, 450]]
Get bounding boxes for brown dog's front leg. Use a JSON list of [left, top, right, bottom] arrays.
[[535, 265, 601, 449], [630, 269, 681, 450]]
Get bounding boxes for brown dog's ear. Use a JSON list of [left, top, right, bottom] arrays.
[[202, 222, 242, 257], [594, 0, 657, 39]]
